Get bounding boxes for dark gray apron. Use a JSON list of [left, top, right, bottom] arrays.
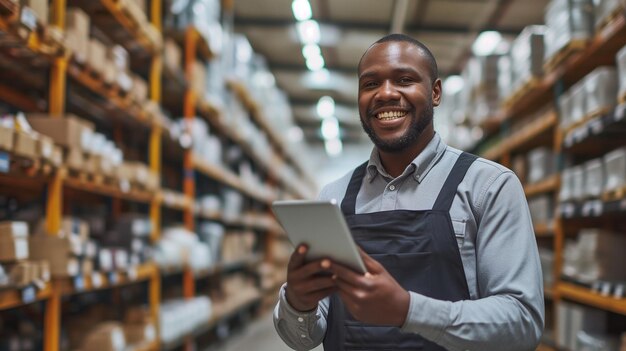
[[323, 152, 477, 351]]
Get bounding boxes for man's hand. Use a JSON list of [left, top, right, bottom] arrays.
[[285, 244, 337, 312], [329, 248, 410, 327]]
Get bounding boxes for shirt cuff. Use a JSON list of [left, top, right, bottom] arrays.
[[277, 283, 321, 341], [400, 291, 451, 344]]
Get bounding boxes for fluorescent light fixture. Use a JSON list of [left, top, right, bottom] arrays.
[[296, 20, 321, 44], [321, 117, 339, 140], [472, 31, 502, 56], [310, 68, 330, 85], [302, 43, 321, 59], [325, 138, 343, 157], [292, 0, 312, 21], [443, 75, 464, 95], [306, 54, 325, 71], [316, 96, 335, 119]]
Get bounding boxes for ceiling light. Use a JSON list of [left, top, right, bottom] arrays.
[[292, 0, 312, 21], [296, 20, 320, 44], [310, 68, 330, 84], [472, 31, 502, 56], [324, 138, 343, 157], [321, 117, 339, 140], [316, 96, 335, 119], [306, 54, 325, 71], [302, 43, 321, 59], [287, 126, 304, 142], [443, 75, 464, 95]]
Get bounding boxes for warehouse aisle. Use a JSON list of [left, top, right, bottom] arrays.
[[216, 310, 323, 351]]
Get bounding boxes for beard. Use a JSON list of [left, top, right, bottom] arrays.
[[361, 101, 434, 153]]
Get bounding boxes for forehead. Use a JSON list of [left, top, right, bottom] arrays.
[[359, 41, 427, 75]]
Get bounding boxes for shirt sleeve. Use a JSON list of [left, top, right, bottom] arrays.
[[273, 283, 329, 350], [401, 171, 545, 351]]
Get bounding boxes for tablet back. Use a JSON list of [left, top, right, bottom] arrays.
[[271, 200, 366, 274]]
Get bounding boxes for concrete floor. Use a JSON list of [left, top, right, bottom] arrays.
[[214, 310, 324, 351]]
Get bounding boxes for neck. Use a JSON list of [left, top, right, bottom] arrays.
[[378, 128, 435, 178]]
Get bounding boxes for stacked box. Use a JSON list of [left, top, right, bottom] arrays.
[[604, 146, 626, 192], [584, 66, 618, 116], [558, 89, 574, 127], [584, 158, 605, 197], [22, 0, 48, 25], [0, 125, 13, 151], [617, 45, 626, 100], [191, 60, 207, 97], [0, 222, 29, 262], [557, 301, 607, 350], [497, 54, 514, 100], [510, 25, 546, 90], [527, 147, 555, 184], [12, 131, 38, 159], [25, 114, 94, 150], [88, 38, 107, 76], [65, 7, 90, 63], [164, 39, 182, 72], [81, 322, 127, 351], [528, 195, 554, 225], [123, 306, 156, 346], [544, 0, 595, 62]]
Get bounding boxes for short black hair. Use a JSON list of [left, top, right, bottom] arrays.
[[358, 33, 439, 83]]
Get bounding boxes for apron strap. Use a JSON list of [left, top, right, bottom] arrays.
[[432, 152, 478, 212], [341, 161, 369, 215]]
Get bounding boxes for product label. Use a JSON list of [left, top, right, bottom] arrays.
[[20, 8, 37, 31]]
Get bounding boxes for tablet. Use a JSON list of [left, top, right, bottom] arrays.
[[271, 200, 367, 274]]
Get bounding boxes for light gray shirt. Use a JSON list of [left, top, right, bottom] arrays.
[[273, 134, 545, 351]]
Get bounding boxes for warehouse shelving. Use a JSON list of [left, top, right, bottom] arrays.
[[1, 1, 308, 350], [0, 283, 53, 311], [556, 282, 626, 316], [474, 10, 626, 350]]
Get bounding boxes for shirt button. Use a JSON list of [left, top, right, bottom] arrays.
[[389, 185, 396, 191], [301, 334, 306, 338], [297, 317, 304, 322]]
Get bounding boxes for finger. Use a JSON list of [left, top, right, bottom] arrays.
[[290, 259, 333, 281], [293, 275, 336, 295], [329, 262, 364, 287], [357, 246, 383, 273], [288, 244, 308, 271]]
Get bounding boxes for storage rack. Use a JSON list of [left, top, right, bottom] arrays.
[[475, 12, 626, 351], [0, 1, 308, 350]]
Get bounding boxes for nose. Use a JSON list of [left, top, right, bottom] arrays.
[[375, 80, 400, 102]]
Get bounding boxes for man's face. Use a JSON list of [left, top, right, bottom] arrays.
[[358, 41, 441, 153]]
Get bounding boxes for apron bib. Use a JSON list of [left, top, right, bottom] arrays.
[[323, 152, 477, 351]]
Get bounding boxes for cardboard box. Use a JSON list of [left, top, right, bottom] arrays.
[[604, 146, 626, 192], [6, 261, 36, 286], [37, 134, 54, 163], [88, 39, 107, 75], [103, 58, 118, 86], [81, 322, 127, 351], [164, 39, 181, 72], [29, 234, 82, 258], [191, 61, 206, 96], [124, 322, 155, 345], [66, 147, 85, 171], [0, 237, 29, 262], [13, 131, 38, 159], [65, 7, 89, 63], [52, 146, 63, 167], [584, 66, 618, 115], [25, 114, 95, 149], [0, 125, 13, 151], [22, 0, 48, 25], [132, 75, 148, 103], [0, 221, 28, 240], [61, 217, 89, 242]]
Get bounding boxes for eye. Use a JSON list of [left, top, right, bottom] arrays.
[[398, 77, 414, 84], [360, 81, 378, 89]]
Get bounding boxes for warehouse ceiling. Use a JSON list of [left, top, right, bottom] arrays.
[[232, 0, 551, 146]]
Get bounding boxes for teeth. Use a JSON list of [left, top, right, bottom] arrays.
[[376, 111, 406, 120]]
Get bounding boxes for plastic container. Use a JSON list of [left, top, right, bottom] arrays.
[[603, 146, 626, 191], [583, 158, 605, 197], [584, 66, 618, 116]]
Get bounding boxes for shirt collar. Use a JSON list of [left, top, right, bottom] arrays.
[[366, 133, 447, 183]]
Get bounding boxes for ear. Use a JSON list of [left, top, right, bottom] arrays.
[[431, 78, 442, 107]]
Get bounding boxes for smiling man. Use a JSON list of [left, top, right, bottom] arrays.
[[273, 34, 544, 351]]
